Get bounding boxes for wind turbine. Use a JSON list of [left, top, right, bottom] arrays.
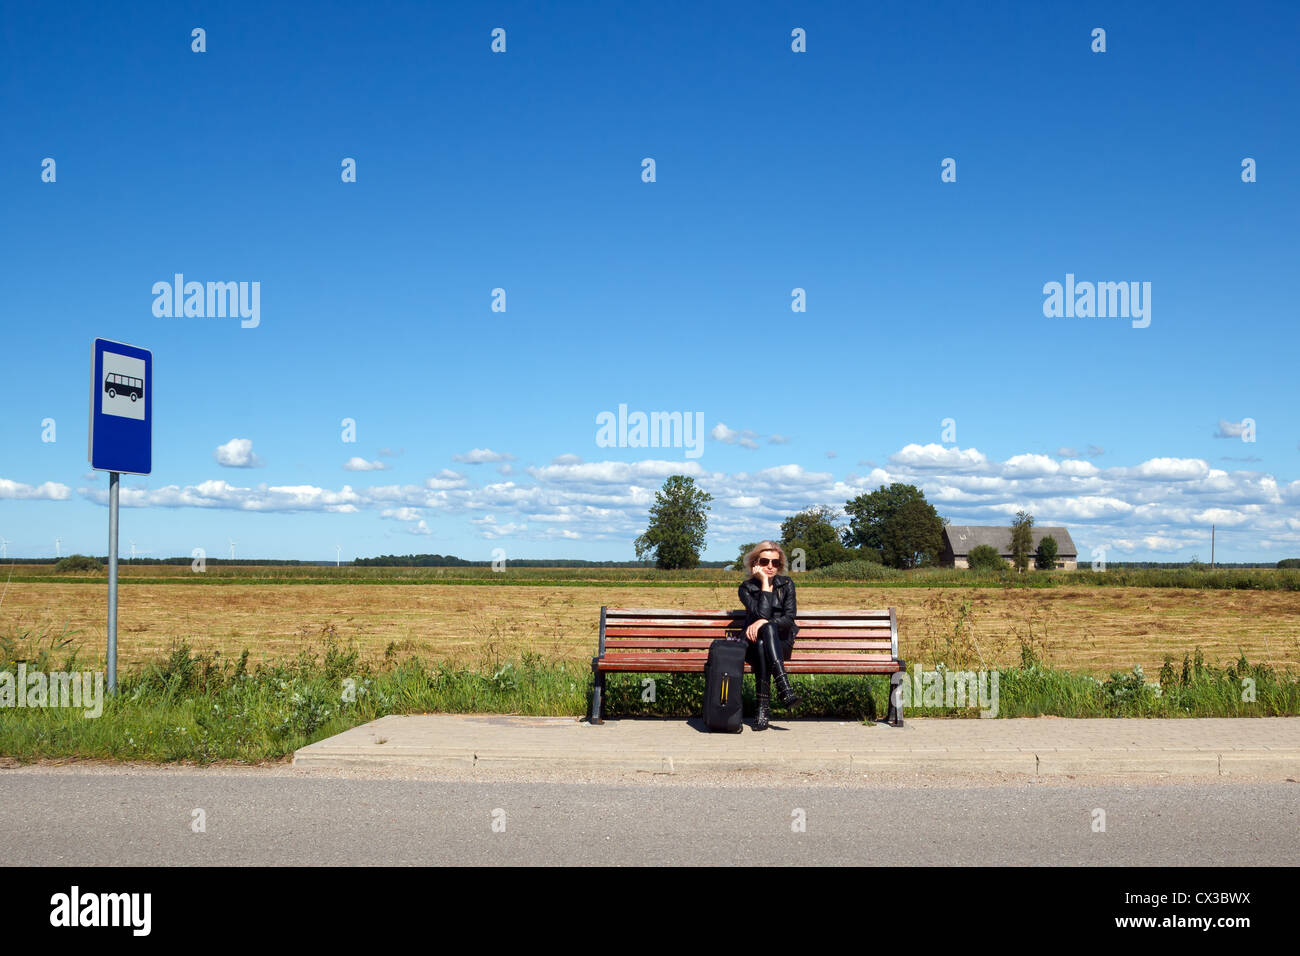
[[0, 537, 8, 560], [228, 539, 237, 561], [54, 537, 62, 558], [335, 544, 342, 567], [129, 540, 137, 562]]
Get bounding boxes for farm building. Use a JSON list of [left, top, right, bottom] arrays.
[[940, 525, 1078, 570]]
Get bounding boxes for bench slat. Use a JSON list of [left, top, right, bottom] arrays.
[[606, 619, 891, 630], [596, 660, 902, 673], [595, 655, 894, 660], [605, 639, 893, 650], [605, 618, 738, 628], [603, 608, 894, 618], [605, 627, 892, 639]]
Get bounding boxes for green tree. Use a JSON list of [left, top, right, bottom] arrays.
[[634, 475, 713, 569], [54, 554, 101, 572], [967, 544, 1005, 572], [878, 497, 945, 569], [780, 506, 853, 570], [1036, 535, 1059, 570], [1009, 511, 1034, 573], [734, 541, 759, 571], [844, 484, 944, 569]]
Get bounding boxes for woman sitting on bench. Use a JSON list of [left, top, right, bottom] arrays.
[[739, 541, 801, 730]]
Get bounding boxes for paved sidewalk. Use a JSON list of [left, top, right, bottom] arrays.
[[294, 715, 1300, 777]]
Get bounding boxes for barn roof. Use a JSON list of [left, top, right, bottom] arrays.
[[943, 525, 1077, 557]]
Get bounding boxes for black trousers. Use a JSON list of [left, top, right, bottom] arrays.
[[745, 622, 794, 696]]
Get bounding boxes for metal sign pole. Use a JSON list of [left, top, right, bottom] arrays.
[[90, 338, 152, 694], [107, 470, 119, 694]]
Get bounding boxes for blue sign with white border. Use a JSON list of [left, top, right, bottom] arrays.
[[89, 338, 152, 475]]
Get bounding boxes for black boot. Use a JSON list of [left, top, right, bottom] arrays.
[[773, 672, 800, 709], [755, 694, 770, 730], [762, 628, 800, 708]]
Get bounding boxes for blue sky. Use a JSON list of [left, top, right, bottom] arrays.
[[2, 0, 1297, 563]]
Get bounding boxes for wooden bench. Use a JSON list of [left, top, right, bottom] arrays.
[[590, 606, 907, 726]]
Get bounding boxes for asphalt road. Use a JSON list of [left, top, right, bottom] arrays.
[[2, 767, 1297, 865]]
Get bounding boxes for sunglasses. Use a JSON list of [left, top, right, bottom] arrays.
[[755, 557, 782, 568]]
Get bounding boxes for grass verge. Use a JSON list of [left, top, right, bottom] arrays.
[[2, 632, 1297, 764]]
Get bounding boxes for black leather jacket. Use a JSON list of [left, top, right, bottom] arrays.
[[738, 574, 799, 641]]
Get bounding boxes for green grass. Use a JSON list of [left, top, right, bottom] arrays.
[[2, 628, 1298, 764]]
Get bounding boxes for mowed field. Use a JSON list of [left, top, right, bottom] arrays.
[[3, 570, 1299, 677]]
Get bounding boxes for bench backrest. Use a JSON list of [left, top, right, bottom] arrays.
[[600, 607, 898, 660]]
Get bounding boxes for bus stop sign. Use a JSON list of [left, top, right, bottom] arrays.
[[89, 338, 152, 475]]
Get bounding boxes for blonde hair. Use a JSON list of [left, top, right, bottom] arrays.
[[742, 540, 787, 576]]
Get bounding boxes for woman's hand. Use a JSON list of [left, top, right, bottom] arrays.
[[745, 619, 768, 641], [753, 565, 774, 592]]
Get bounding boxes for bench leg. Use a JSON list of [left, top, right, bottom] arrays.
[[887, 664, 906, 728], [589, 663, 605, 725]]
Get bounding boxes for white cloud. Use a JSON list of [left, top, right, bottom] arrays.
[[1059, 445, 1105, 459], [1213, 420, 1251, 439], [55, 434, 1300, 560], [1127, 457, 1210, 481], [343, 457, 390, 471], [712, 423, 759, 449], [425, 470, 468, 490], [0, 478, 72, 500], [471, 514, 527, 539], [453, 448, 516, 463], [1002, 454, 1060, 478], [81, 479, 361, 513], [890, 443, 988, 471], [1191, 508, 1249, 526], [1059, 459, 1100, 477], [214, 438, 263, 468], [528, 459, 708, 484]]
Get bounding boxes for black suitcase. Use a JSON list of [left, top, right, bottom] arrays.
[[703, 638, 747, 733]]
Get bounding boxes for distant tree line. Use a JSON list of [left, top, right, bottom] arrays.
[[357, 553, 732, 568], [728, 484, 946, 571], [631, 474, 1300, 573], [12, 556, 343, 566], [633, 476, 947, 571]]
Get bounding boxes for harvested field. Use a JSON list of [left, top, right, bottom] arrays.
[[2, 579, 1297, 677]]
